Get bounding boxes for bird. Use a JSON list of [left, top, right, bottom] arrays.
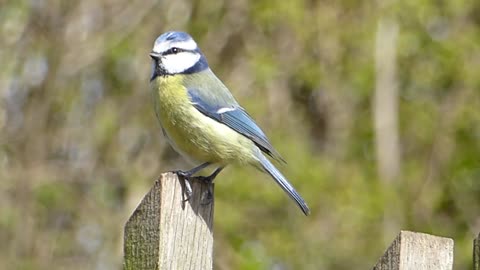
[[148, 31, 310, 215]]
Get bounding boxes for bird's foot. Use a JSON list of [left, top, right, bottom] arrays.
[[192, 175, 214, 184], [174, 169, 192, 179], [174, 170, 194, 202], [173, 166, 224, 205], [192, 166, 224, 184], [191, 167, 223, 205]]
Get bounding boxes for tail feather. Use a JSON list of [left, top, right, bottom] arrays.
[[258, 154, 310, 216]]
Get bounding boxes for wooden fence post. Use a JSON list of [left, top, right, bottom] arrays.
[[123, 172, 214, 270], [474, 233, 480, 270], [373, 230, 454, 270]]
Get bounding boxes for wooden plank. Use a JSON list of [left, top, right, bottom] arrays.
[[475, 233, 480, 270], [123, 172, 214, 270], [373, 230, 453, 270]]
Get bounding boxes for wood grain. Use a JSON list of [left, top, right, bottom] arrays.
[[124, 172, 214, 270], [373, 230, 453, 270]]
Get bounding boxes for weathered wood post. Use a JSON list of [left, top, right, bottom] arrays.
[[123, 172, 214, 270], [373, 230, 454, 270], [474, 233, 480, 270]]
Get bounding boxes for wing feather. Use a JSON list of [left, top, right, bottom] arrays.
[[188, 87, 284, 162]]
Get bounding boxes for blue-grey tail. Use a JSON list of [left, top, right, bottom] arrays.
[[258, 154, 310, 216]]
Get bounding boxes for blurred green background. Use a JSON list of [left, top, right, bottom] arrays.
[[1, 0, 479, 269]]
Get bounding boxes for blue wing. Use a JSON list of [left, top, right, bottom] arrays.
[[188, 88, 284, 162]]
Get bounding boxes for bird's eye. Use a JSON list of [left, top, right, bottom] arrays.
[[164, 47, 182, 55]]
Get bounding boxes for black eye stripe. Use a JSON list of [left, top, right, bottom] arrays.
[[163, 47, 189, 55]]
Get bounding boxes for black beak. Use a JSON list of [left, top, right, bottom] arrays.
[[149, 52, 161, 60]]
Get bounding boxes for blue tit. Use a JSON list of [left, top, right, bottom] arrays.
[[149, 31, 310, 215]]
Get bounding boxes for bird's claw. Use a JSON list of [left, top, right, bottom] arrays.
[[174, 170, 190, 179], [174, 170, 193, 202], [183, 178, 193, 202], [174, 166, 221, 205]]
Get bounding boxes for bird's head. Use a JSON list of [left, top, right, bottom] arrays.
[[149, 31, 209, 80]]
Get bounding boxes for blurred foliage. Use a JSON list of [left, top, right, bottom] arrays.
[[1, 0, 479, 269]]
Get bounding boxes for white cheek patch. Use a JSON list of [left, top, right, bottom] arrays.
[[152, 39, 198, 54], [162, 52, 201, 74]]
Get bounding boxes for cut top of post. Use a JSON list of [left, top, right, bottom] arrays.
[[373, 230, 454, 270], [124, 173, 214, 270]]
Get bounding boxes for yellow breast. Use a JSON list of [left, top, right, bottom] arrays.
[[150, 75, 256, 165]]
